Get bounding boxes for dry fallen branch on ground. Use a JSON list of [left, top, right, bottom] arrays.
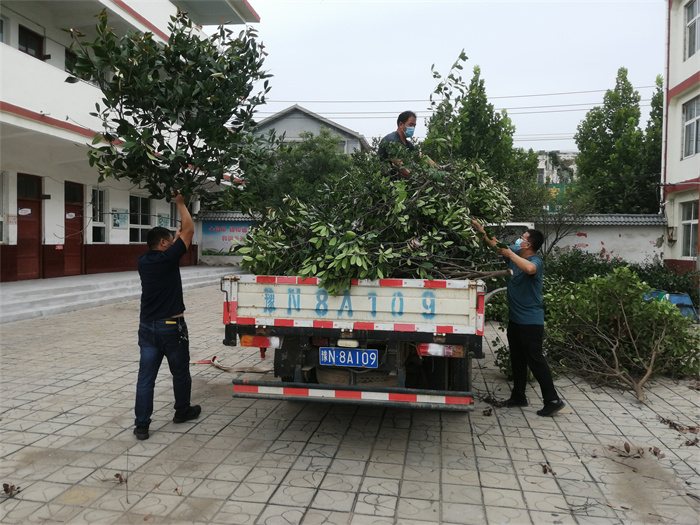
[[478, 394, 507, 407], [606, 442, 666, 460], [2, 483, 21, 498], [659, 417, 699, 434], [102, 473, 127, 484], [541, 463, 556, 476]]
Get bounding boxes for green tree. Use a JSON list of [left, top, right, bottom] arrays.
[[423, 56, 545, 221], [246, 128, 354, 209], [574, 67, 660, 213], [643, 75, 663, 203], [65, 10, 274, 200]]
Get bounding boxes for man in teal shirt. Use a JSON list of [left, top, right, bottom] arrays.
[[473, 221, 565, 417]]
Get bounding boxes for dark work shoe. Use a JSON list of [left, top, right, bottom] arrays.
[[133, 426, 149, 440], [537, 400, 566, 417], [173, 404, 201, 423], [505, 398, 528, 407]]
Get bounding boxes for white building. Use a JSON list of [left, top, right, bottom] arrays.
[[536, 150, 577, 185], [256, 105, 371, 154], [0, 0, 259, 282], [663, 0, 700, 272]]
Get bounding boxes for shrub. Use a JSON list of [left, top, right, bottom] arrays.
[[544, 266, 699, 402], [545, 249, 699, 307], [628, 262, 699, 308]]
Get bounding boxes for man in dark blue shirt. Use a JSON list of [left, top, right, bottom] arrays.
[[133, 191, 201, 440], [472, 221, 565, 417]]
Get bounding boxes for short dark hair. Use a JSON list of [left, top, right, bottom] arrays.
[[147, 227, 173, 249], [397, 110, 416, 126], [525, 229, 544, 252]]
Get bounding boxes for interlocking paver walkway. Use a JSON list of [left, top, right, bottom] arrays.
[[1, 281, 698, 524]]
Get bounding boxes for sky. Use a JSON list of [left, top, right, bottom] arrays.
[[237, 0, 665, 152]]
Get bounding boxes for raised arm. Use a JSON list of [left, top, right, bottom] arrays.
[[172, 191, 194, 249], [471, 219, 498, 248]]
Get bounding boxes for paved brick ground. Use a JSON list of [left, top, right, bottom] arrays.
[[1, 283, 698, 524]]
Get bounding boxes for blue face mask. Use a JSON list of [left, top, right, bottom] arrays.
[[515, 238, 529, 251], [404, 126, 415, 138]]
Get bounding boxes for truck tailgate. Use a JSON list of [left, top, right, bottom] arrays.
[[223, 275, 485, 336]]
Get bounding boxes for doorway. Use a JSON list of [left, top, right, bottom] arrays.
[[64, 182, 84, 276], [17, 174, 42, 280]]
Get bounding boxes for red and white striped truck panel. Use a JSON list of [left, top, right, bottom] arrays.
[[232, 381, 474, 410], [222, 275, 486, 336]]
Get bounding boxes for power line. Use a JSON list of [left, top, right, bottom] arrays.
[[255, 102, 652, 119], [257, 99, 652, 116], [265, 86, 658, 104]]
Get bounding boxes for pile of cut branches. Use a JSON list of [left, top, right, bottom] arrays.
[[236, 151, 512, 294]]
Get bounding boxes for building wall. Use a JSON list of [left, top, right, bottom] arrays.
[[257, 111, 363, 154], [546, 225, 666, 265], [662, 0, 700, 271], [0, 0, 249, 281], [536, 151, 578, 184]]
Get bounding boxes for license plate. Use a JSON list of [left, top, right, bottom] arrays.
[[319, 347, 378, 368]]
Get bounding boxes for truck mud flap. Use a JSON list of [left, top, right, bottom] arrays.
[[231, 380, 474, 411]]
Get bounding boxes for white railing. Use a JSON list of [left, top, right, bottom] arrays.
[[1, 44, 104, 137]]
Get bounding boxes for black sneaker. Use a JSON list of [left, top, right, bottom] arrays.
[[505, 397, 528, 407], [537, 400, 565, 417], [133, 426, 149, 440], [173, 404, 201, 423]]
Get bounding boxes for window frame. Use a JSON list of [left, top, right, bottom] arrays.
[[687, 0, 700, 59], [129, 195, 151, 243], [91, 188, 106, 243], [681, 200, 699, 258], [18, 24, 44, 60], [169, 201, 180, 229], [683, 96, 700, 158]]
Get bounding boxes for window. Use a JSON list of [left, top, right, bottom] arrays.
[[687, 0, 700, 59], [65, 182, 82, 204], [91, 189, 106, 243], [169, 201, 180, 229], [537, 168, 545, 184], [19, 25, 44, 60], [0, 18, 5, 43], [681, 200, 698, 258], [65, 49, 77, 73], [129, 195, 151, 243], [17, 173, 41, 198], [683, 96, 700, 158]]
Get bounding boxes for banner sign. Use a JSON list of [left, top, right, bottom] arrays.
[[202, 220, 254, 256]]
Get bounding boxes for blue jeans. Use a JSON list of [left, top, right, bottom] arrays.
[[135, 318, 191, 427]]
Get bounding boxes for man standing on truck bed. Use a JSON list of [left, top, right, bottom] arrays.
[[378, 110, 417, 178], [133, 191, 201, 440], [472, 220, 565, 417]]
